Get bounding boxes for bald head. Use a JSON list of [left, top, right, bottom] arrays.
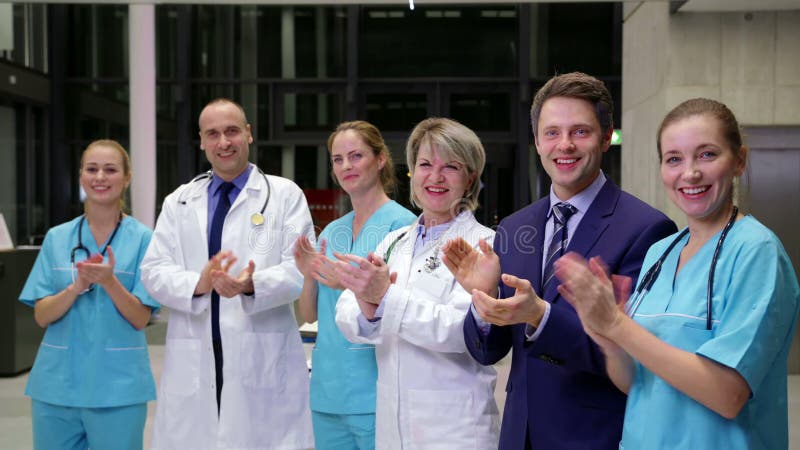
[[198, 98, 253, 181], [199, 98, 248, 130]]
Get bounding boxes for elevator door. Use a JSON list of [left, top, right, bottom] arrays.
[[741, 127, 800, 374]]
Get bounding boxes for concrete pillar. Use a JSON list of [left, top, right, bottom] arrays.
[[128, 4, 156, 228]]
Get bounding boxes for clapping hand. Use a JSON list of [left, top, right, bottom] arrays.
[[442, 237, 500, 297], [554, 253, 628, 340], [470, 273, 546, 327], [210, 252, 256, 298], [76, 247, 117, 289], [333, 252, 394, 305]]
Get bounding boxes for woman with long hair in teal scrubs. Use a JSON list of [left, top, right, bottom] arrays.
[[555, 99, 800, 449], [294, 121, 415, 449], [19, 139, 158, 450]]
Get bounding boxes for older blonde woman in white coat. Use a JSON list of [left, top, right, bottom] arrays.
[[334, 118, 500, 449]]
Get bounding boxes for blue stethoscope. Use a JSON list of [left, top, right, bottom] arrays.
[[70, 213, 123, 293], [626, 206, 739, 330], [178, 167, 271, 226]]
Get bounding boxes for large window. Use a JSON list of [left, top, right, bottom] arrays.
[[0, 4, 48, 72], [3, 2, 623, 231], [360, 5, 518, 78], [0, 102, 48, 245]]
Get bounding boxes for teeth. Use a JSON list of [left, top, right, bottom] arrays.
[[427, 187, 447, 193], [556, 158, 577, 164], [681, 186, 708, 195]]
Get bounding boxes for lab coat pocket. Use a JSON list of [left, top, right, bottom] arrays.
[[241, 332, 287, 390], [162, 338, 201, 396], [406, 388, 477, 449], [411, 271, 449, 304]]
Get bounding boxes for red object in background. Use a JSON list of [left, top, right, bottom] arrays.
[[303, 189, 348, 235]]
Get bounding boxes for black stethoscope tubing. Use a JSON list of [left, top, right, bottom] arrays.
[[178, 168, 271, 219], [70, 213, 123, 263], [627, 206, 739, 330]]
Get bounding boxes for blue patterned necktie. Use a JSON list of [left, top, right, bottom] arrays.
[[208, 181, 234, 413], [542, 202, 578, 291]]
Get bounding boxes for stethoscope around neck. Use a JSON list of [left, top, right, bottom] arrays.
[[178, 167, 271, 226], [626, 206, 739, 330], [70, 213, 123, 293]]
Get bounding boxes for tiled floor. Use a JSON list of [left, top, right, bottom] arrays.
[[2, 323, 799, 449]]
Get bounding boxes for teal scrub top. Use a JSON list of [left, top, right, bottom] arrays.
[[310, 200, 415, 414], [622, 216, 800, 450], [19, 215, 160, 408]]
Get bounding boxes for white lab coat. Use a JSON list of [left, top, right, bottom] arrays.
[[335, 212, 500, 450], [141, 165, 315, 450]]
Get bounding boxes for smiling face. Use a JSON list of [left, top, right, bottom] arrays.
[[330, 129, 386, 197], [659, 113, 746, 228], [411, 142, 475, 225], [199, 101, 253, 181], [535, 96, 612, 200], [80, 144, 130, 209]]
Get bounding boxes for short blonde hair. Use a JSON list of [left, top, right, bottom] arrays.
[[405, 118, 485, 212]]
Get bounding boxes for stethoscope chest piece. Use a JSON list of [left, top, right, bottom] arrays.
[[251, 213, 265, 226]]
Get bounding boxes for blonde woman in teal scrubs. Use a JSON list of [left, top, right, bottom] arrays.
[[19, 140, 158, 450]]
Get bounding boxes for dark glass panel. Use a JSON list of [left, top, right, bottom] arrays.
[[257, 145, 282, 176], [156, 5, 180, 79], [155, 142, 179, 208], [66, 5, 128, 78], [360, 5, 517, 77], [293, 145, 318, 189], [537, 3, 618, 77], [283, 92, 341, 132], [192, 5, 238, 78], [365, 93, 427, 132], [292, 7, 347, 78], [450, 92, 510, 132]]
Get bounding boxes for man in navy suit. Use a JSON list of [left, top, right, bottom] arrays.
[[443, 72, 676, 449]]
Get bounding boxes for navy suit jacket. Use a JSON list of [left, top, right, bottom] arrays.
[[464, 179, 676, 450]]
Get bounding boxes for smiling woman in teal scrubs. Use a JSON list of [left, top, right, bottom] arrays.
[[555, 99, 800, 449], [19, 140, 159, 450], [294, 121, 414, 450]]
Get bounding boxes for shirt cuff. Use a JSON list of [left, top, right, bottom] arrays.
[[356, 313, 381, 336], [525, 301, 551, 341], [370, 301, 387, 322], [470, 303, 492, 336], [355, 291, 390, 336]]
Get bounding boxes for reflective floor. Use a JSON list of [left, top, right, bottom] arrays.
[[2, 319, 799, 449]]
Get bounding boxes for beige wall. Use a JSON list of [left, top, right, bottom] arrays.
[[621, 4, 800, 226], [622, 3, 800, 373]]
